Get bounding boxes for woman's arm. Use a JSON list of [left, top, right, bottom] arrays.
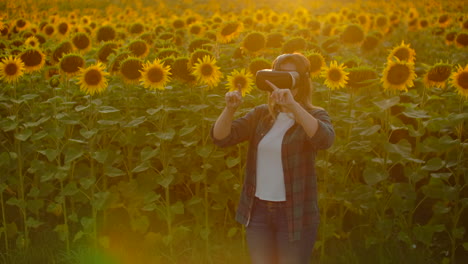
[[212, 86, 243, 140]]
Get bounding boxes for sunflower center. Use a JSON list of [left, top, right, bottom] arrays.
[[21, 50, 42, 67], [58, 23, 69, 35], [439, 15, 449, 24], [328, 69, 342, 82], [73, 35, 90, 50], [309, 56, 323, 72], [84, 69, 102, 86], [387, 64, 410, 85], [234, 76, 246, 88], [456, 33, 468, 47], [129, 41, 148, 57], [393, 48, 410, 61], [458, 72, 468, 90], [120, 60, 142, 80], [201, 64, 213, 76], [5, 63, 19, 76], [427, 66, 451, 82], [45, 26, 54, 35], [147, 67, 164, 83], [60, 56, 84, 74], [221, 23, 239, 36]]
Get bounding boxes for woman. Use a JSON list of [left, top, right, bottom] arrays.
[[211, 53, 335, 264]]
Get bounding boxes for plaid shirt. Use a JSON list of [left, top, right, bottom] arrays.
[[211, 104, 335, 241]]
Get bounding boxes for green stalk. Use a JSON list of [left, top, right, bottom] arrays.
[[1, 188, 8, 252], [60, 180, 70, 253]]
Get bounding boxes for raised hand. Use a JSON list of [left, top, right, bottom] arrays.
[[225, 83, 243, 111], [266, 80, 297, 110]]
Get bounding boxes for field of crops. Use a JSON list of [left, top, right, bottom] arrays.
[[0, 0, 467, 263]]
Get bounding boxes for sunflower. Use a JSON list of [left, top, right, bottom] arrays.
[[451, 64, 468, 98], [15, 19, 30, 31], [217, 21, 243, 44], [127, 39, 149, 58], [340, 24, 365, 45], [455, 33, 468, 48], [282, 37, 307, 53], [71, 32, 92, 53], [347, 66, 378, 89], [423, 63, 452, 89], [52, 41, 74, 63], [139, 59, 171, 90], [97, 42, 119, 63], [189, 49, 214, 67], [242, 32, 266, 53], [226, 68, 253, 97], [56, 21, 71, 38], [387, 41, 416, 63], [321, 60, 349, 90], [43, 24, 55, 37], [361, 34, 380, 52], [19, 48, 46, 73], [307, 51, 326, 78], [172, 57, 195, 82], [0, 56, 25, 83], [96, 25, 117, 42], [191, 55, 222, 88], [119, 57, 143, 83], [248, 57, 271, 75], [59, 53, 85, 76], [44, 65, 59, 80], [381, 59, 416, 92], [76, 62, 109, 95], [24, 36, 40, 48]]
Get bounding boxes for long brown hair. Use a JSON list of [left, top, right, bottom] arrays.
[[268, 53, 315, 119]]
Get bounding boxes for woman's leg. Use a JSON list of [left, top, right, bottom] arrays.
[[246, 200, 277, 264]]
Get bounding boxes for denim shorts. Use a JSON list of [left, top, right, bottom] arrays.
[[246, 197, 318, 264]]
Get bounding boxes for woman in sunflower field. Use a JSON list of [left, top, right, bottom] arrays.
[[212, 53, 335, 264]]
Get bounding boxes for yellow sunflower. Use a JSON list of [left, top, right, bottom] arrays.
[[119, 57, 143, 84], [321, 60, 349, 90], [191, 55, 223, 88], [19, 48, 46, 73], [450, 64, 468, 98], [59, 53, 85, 76], [423, 62, 452, 89], [226, 68, 253, 97], [0, 56, 25, 83], [387, 41, 416, 63], [139, 59, 172, 90], [307, 51, 326, 78], [24, 36, 40, 48], [217, 21, 243, 44], [381, 59, 416, 92], [71, 32, 92, 53], [76, 62, 109, 95]]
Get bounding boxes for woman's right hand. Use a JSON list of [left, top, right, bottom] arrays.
[[225, 84, 243, 110]]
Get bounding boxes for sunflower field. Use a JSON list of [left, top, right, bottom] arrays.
[[1, 0, 468, 263]]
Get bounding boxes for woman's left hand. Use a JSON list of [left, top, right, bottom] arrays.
[[266, 80, 298, 110]]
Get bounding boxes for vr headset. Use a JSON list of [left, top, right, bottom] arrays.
[[255, 69, 300, 92]]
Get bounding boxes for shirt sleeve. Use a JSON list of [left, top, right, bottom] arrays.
[[306, 109, 335, 150], [210, 105, 266, 148]]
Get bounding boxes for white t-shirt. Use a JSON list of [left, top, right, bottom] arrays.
[[255, 112, 295, 201]]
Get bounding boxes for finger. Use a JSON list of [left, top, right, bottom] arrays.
[[265, 80, 279, 91], [236, 83, 243, 94]]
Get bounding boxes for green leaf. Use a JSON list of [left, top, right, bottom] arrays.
[[171, 201, 184, 215], [80, 128, 98, 139], [64, 146, 84, 164], [99, 106, 120, 113], [373, 96, 400, 111], [91, 150, 108, 164], [131, 215, 149, 233], [150, 128, 176, 141], [422, 158, 445, 171], [363, 166, 389, 185], [26, 217, 43, 228], [97, 120, 119, 126], [31, 130, 47, 141], [125, 116, 146, 127], [141, 146, 158, 161], [413, 224, 445, 246], [359, 125, 381, 136], [384, 139, 412, 159], [225, 156, 240, 168], [62, 182, 79, 196], [191, 172, 205, 183], [75, 104, 89, 112], [104, 166, 125, 177], [80, 177, 95, 190], [38, 149, 59, 162], [91, 191, 110, 211], [132, 161, 150, 173], [0, 118, 17, 132], [432, 201, 451, 214], [15, 128, 33, 141], [197, 145, 213, 158], [179, 125, 197, 137], [24, 116, 50, 128], [402, 109, 431, 119]]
